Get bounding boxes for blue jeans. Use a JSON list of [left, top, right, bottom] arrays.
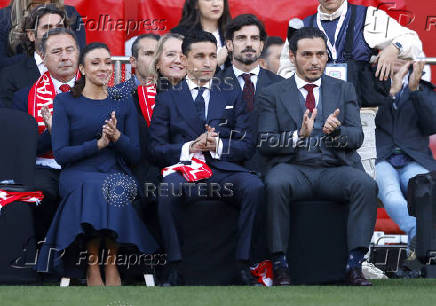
[[376, 161, 429, 241]]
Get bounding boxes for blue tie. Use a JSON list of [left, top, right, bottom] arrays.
[[194, 87, 206, 124]]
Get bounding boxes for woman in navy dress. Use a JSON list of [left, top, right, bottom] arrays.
[[37, 43, 158, 286]]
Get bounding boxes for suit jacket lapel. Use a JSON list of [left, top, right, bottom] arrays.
[[281, 76, 304, 126], [320, 75, 340, 122], [207, 79, 225, 123], [254, 68, 266, 99], [173, 80, 204, 135]]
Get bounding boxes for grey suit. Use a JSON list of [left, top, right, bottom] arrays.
[[257, 75, 377, 254]]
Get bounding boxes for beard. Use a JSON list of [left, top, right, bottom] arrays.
[[233, 49, 259, 65]]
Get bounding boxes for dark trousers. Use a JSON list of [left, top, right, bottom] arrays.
[[33, 166, 60, 242], [265, 163, 377, 254], [158, 168, 264, 262]]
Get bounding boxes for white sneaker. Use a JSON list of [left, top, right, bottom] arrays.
[[362, 261, 388, 279]]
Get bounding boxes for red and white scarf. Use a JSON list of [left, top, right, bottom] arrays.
[[137, 83, 156, 127], [250, 260, 273, 287], [0, 189, 44, 213], [161, 158, 213, 182], [28, 71, 57, 159]]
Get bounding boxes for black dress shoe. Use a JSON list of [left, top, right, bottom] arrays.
[[345, 267, 372, 286], [240, 267, 262, 286], [273, 266, 291, 286], [162, 269, 184, 286]]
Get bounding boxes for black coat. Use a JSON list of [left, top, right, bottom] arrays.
[[0, 55, 39, 108]]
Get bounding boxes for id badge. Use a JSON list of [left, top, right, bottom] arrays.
[[325, 63, 347, 82]]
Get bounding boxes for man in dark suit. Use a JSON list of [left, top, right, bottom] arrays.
[[375, 59, 436, 253], [218, 14, 283, 175], [257, 27, 377, 286], [12, 28, 79, 242], [0, 4, 68, 108], [149, 31, 263, 286]]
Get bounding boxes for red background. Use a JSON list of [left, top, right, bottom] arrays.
[[0, 0, 434, 83]]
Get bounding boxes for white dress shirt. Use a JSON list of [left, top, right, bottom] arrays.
[[51, 76, 75, 94], [277, 2, 425, 79], [291, 74, 322, 147], [294, 73, 322, 108], [34, 52, 47, 75], [232, 65, 260, 91], [179, 77, 223, 162]]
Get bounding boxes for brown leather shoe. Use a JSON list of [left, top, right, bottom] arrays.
[[273, 266, 291, 286], [345, 267, 372, 286]]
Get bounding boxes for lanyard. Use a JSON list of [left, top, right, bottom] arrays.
[[316, 3, 348, 62]]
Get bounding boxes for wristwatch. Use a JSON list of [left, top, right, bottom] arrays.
[[393, 42, 403, 53]]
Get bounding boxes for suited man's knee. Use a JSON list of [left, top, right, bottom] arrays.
[[351, 174, 378, 196]]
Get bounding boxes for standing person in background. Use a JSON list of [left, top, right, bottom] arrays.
[[37, 42, 158, 286], [171, 0, 231, 68], [277, 0, 425, 106], [0, 4, 68, 107], [0, 0, 86, 69], [150, 33, 187, 90], [259, 36, 284, 74]]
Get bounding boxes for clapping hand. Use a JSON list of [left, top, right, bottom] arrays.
[[189, 124, 219, 153], [323, 108, 341, 135], [299, 109, 317, 138], [408, 61, 425, 92], [41, 106, 52, 133], [103, 111, 121, 143]]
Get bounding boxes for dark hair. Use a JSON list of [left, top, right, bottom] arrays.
[[260, 36, 284, 58], [177, 0, 231, 38], [71, 42, 111, 98], [289, 27, 328, 54], [41, 27, 79, 54], [131, 34, 160, 59], [181, 31, 217, 55], [21, 4, 69, 56], [225, 14, 267, 42]]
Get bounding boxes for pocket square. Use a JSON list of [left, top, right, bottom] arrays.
[[225, 105, 234, 109]]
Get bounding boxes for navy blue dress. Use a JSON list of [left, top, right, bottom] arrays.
[[37, 92, 158, 276]]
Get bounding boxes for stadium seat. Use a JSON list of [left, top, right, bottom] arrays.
[[287, 200, 348, 285], [0, 108, 39, 284]]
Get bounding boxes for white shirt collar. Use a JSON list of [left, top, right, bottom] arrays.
[[34, 52, 43, 66], [233, 65, 260, 78], [294, 73, 322, 90], [186, 76, 212, 91], [318, 0, 348, 21], [51, 75, 75, 93]]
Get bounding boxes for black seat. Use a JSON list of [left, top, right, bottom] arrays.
[[0, 108, 39, 284]]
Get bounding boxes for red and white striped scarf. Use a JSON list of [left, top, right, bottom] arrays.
[[0, 189, 44, 213], [28, 71, 56, 159], [137, 83, 156, 127], [161, 158, 213, 182]]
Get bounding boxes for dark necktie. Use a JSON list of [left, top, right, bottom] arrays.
[[59, 84, 71, 93], [242, 73, 255, 112], [303, 83, 317, 112], [194, 87, 206, 124]]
